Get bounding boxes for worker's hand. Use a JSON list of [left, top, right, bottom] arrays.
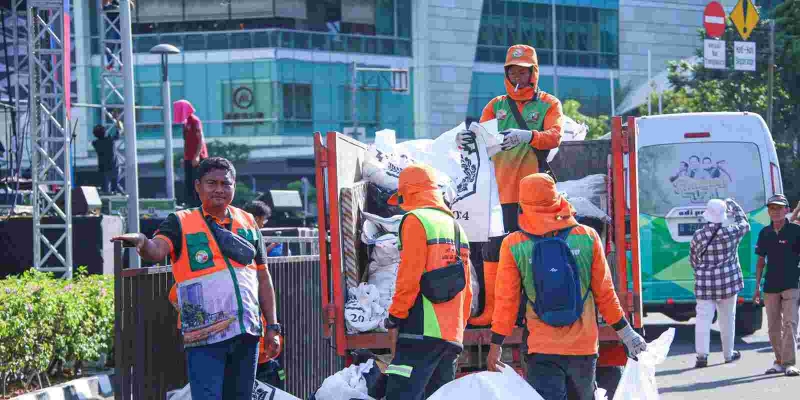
[[754, 289, 761, 306], [192, 157, 200, 168], [265, 328, 281, 351], [111, 233, 146, 251], [616, 324, 647, 359], [500, 129, 533, 151], [388, 327, 398, 357], [487, 344, 506, 372], [456, 130, 476, 150]]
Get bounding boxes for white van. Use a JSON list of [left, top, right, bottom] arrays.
[[635, 112, 781, 335]]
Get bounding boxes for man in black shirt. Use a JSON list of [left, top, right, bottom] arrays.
[[91, 125, 123, 194], [755, 194, 800, 377]]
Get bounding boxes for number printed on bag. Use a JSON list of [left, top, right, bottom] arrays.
[[453, 211, 470, 221]]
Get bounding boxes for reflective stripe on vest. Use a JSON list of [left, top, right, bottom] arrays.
[[399, 208, 470, 342], [170, 207, 262, 347]]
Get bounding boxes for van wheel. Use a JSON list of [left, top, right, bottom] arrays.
[[735, 304, 763, 336], [596, 366, 623, 398]]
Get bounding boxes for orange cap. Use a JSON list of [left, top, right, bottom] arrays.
[[387, 164, 439, 206], [504, 45, 538, 68], [519, 173, 559, 207]]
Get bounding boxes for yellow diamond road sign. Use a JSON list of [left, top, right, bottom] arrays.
[[730, 0, 760, 41]]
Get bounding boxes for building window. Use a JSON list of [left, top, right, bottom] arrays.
[[476, 1, 618, 69], [282, 83, 313, 121]]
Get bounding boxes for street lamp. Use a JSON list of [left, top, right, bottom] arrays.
[[149, 43, 180, 200]]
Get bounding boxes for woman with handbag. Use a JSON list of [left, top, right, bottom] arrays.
[[690, 198, 750, 368]]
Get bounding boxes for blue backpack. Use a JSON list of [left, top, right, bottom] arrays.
[[523, 227, 590, 327]]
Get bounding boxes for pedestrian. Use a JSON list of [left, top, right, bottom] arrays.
[[486, 173, 647, 400], [245, 200, 279, 254], [689, 198, 749, 368], [91, 125, 123, 194], [754, 194, 800, 377], [792, 200, 800, 342], [244, 200, 286, 389], [112, 157, 282, 398], [382, 164, 473, 400], [174, 99, 208, 207], [454, 44, 564, 327]]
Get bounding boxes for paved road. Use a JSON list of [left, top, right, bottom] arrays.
[[643, 311, 800, 399]]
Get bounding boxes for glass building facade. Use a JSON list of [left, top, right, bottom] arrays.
[[87, 0, 415, 140], [471, 0, 619, 116]]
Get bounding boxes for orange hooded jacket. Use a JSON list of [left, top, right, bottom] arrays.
[[490, 174, 626, 356], [386, 165, 473, 345], [480, 45, 564, 205]]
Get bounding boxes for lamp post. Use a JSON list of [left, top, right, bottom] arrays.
[[149, 43, 180, 200]]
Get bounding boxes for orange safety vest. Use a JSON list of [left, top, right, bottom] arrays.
[[167, 207, 263, 348]]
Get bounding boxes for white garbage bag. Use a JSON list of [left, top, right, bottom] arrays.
[[362, 212, 404, 235], [363, 121, 504, 242], [344, 283, 386, 334], [315, 360, 377, 400], [370, 234, 400, 266], [165, 380, 300, 400], [545, 116, 589, 163], [556, 174, 608, 210], [566, 196, 612, 223], [612, 328, 676, 400], [427, 365, 544, 400]]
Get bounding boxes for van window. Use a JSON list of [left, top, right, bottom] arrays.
[[639, 142, 766, 216]]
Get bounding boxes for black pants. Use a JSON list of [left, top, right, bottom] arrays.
[[184, 160, 200, 207], [384, 339, 462, 400], [526, 353, 598, 400]]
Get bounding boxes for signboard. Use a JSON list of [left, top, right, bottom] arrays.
[[703, 1, 726, 38], [730, 0, 760, 40], [221, 80, 273, 135], [734, 41, 756, 71], [703, 39, 726, 70]]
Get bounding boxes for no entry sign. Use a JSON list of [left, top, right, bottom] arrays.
[[704, 1, 727, 38]]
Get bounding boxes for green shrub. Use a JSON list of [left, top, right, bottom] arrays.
[[0, 267, 114, 377]]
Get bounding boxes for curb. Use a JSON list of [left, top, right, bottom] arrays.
[[12, 374, 113, 400]]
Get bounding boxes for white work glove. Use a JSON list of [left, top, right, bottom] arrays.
[[500, 129, 533, 151], [616, 324, 647, 359], [456, 129, 476, 149]]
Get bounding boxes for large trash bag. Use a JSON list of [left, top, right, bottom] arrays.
[[314, 359, 381, 400], [165, 379, 300, 400], [427, 365, 545, 400], [612, 328, 676, 400], [366, 183, 405, 218]]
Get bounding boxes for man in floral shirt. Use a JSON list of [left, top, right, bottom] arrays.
[[690, 198, 750, 368]]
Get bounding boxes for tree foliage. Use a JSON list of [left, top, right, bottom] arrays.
[[562, 99, 610, 140], [636, 12, 800, 202]]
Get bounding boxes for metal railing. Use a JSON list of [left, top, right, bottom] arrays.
[[113, 234, 341, 399], [100, 28, 413, 57]]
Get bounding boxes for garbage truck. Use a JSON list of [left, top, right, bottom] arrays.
[[313, 116, 645, 395]]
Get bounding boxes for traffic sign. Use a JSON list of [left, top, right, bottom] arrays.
[[704, 39, 726, 70], [730, 0, 760, 41], [734, 41, 756, 71], [703, 2, 727, 38]]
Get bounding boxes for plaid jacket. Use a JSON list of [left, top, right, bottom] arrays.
[[689, 199, 750, 300]]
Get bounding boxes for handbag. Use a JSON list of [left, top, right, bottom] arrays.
[[419, 217, 467, 304], [204, 215, 257, 266]]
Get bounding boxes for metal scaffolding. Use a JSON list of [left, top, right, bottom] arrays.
[[27, 0, 72, 277], [97, 0, 126, 181]]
